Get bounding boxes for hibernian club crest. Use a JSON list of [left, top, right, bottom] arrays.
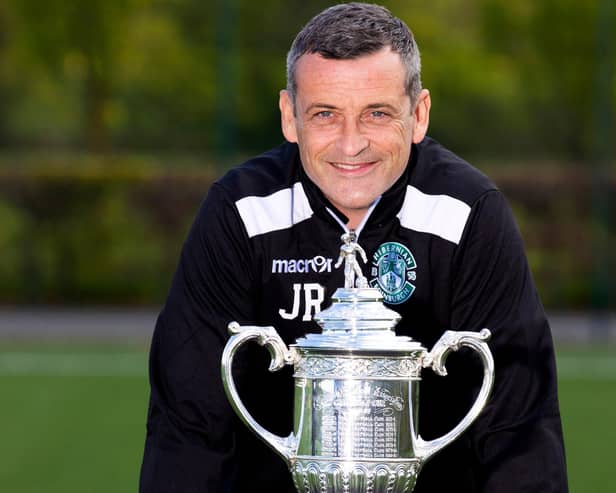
[[370, 242, 417, 304]]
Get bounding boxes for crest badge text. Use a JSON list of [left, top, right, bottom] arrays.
[[370, 242, 417, 304]]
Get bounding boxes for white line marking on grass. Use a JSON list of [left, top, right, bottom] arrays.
[[0, 352, 148, 377]]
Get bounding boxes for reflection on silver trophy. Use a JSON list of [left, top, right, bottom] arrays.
[[221, 233, 495, 493]]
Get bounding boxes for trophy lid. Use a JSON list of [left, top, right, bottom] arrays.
[[294, 232, 423, 352], [315, 287, 401, 331], [294, 286, 423, 352]]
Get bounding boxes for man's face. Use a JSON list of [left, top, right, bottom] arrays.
[[280, 48, 430, 228]]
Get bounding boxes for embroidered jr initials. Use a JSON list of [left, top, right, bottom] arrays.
[[278, 283, 325, 321]]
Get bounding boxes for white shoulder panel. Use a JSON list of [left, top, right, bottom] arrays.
[[397, 185, 471, 244], [235, 182, 314, 238]]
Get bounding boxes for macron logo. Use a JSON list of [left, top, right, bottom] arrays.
[[272, 256, 333, 274]]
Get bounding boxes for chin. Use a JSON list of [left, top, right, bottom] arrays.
[[338, 199, 376, 214]]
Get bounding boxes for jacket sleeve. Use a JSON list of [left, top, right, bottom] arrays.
[[449, 190, 568, 492], [139, 184, 255, 493]]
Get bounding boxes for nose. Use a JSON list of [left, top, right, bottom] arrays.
[[337, 118, 369, 157]]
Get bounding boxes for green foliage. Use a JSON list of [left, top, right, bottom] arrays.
[[0, 0, 613, 158], [0, 0, 614, 307], [0, 200, 30, 287], [0, 158, 216, 304], [486, 164, 616, 309]]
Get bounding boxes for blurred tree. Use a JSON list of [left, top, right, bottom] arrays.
[[479, 0, 615, 160], [111, 2, 217, 151], [0, 4, 8, 145], [11, 0, 137, 151], [526, 0, 597, 159], [234, 0, 333, 151], [0, 2, 28, 148], [0, 0, 612, 160], [0, 0, 612, 308], [590, 0, 615, 311]]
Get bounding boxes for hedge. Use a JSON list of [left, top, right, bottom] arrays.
[[0, 158, 614, 308], [0, 158, 216, 304]]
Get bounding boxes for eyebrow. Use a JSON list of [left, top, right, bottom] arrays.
[[365, 103, 400, 113], [304, 102, 399, 114], [304, 103, 338, 114]]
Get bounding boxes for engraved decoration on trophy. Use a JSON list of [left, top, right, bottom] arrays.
[[221, 235, 495, 493]]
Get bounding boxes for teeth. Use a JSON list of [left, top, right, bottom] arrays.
[[336, 163, 358, 170], [333, 162, 363, 170]]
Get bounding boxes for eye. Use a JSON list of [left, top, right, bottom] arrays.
[[362, 109, 392, 124], [310, 110, 338, 126], [370, 110, 389, 119]]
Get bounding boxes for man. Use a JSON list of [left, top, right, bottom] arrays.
[[140, 3, 568, 492]]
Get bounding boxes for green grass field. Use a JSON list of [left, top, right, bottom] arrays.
[[0, 344, 613, 492], [0, 346, 149, 493]]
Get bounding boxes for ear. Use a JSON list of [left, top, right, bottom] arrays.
[[279, 90, 298, 143], [411, 89, 431, 144]]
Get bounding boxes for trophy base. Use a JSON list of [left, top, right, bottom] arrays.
[[291, 458, 421, 493]]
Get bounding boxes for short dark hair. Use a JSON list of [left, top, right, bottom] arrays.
[[286, 3, 422, 107]]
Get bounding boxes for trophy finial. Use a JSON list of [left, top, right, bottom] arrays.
[[334, 232, 369, 288]]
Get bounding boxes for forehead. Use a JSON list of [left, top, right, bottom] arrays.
[[294, 48, 407, 102]]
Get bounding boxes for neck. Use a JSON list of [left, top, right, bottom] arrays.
[[327, 197, 382, 237], [344, 210, 367, 231]]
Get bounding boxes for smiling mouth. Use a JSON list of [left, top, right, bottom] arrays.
[[330, 161, 377, 171]]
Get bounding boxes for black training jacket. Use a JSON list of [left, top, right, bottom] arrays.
[[140, 138, 569, 492]]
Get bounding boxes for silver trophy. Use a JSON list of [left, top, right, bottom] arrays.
[[221, 234, 494, 493]]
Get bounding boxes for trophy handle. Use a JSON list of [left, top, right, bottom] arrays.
[[414, 329, 494, 462], [221, 321, 299, 464]]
